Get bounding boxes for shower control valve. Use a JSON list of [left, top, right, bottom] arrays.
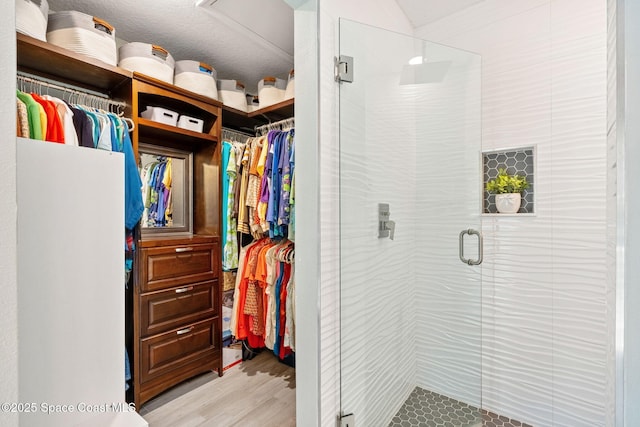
[[378, 203, 395, 240]]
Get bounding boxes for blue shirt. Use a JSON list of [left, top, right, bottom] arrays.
[[123, 130, 144, 230]]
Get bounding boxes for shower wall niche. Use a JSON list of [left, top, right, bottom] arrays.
[[483, 147, 535, 214]]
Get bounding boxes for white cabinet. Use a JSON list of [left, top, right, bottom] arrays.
[[17, 139, 147, 427]]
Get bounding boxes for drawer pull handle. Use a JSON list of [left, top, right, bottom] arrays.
[[175, 286, 194, 294], [176, 327, 194, 335], [175, 247, 194, 253]]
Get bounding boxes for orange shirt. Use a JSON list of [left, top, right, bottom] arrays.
[[255, 243, 274, 333], [31, 94, 65, 144], [237, 239, 269, 346]]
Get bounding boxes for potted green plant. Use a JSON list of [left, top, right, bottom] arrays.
[[485, 168, 529, 213]]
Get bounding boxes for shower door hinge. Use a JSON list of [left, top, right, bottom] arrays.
[[335, 55, 354, 83], [339, 413, 355, 427]]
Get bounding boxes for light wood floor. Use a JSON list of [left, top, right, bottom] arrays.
[[140, 351, 296, 427]]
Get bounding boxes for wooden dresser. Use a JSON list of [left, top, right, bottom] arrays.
[[130, 74, 224, 408], [135, 236, 221, 408]]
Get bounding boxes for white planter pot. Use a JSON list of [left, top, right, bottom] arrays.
[[495, 193, 522, 213]]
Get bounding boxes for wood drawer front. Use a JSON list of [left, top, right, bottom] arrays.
[[140, 318, 217, 384], [141, 280, 218, 336], [141, 243, 217, 292]]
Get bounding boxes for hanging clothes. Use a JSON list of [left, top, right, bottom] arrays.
[[42, 95, 79, 146], [288, 139, 296, 241], [279, 130, 293, 228], [231, 237, 295, 359], [221, 142, 232, 266], [122, 129, 144, 231], [16, 91, 43, 140], [220, 130, 255, 271], [139, 157, 172, 228], [237, 141, 252, 235], [223, 143, 239, 270], [247, 136, 265, 237], [16, 87, 143, 231], [223, 128, 295, 242], [16, 98, 29, 138], [34, 99, 47, 140], [68, 104, 94, 148], [31, 93, 65, 143]]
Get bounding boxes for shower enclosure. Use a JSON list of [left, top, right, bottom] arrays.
[[339, 19, 483, 426]]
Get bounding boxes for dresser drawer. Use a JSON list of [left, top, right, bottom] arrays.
[[141, 280, 218, 336], [140, 243, 217, 292], [140, 318, 218, 384]]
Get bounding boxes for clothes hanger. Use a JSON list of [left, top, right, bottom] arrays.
[[122, 117, 135, 133]]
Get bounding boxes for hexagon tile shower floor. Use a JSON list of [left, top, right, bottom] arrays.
[[388, 387, 533, 427]]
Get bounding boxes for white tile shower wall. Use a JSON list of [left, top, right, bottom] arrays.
[[317, 2, 413, 426], [550, 2, 609, 426], [416, 0, 610, 426]]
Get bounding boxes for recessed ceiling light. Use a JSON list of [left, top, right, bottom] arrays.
[[408, 56, 424, 65]]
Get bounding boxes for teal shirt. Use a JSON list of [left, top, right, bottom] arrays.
[[221, 142, 231, 267]]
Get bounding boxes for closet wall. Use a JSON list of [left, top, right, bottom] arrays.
[[416, 1, 611, 425], [0, 4, 17, 427], [290, 1, 319, 424]]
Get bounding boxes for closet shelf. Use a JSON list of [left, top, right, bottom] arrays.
[[138, 118, 219, 146], [17, 32, 132, 93], [134, 72, 223, 108], [248, 98, 295, 119], [221, 98, 294, 132]]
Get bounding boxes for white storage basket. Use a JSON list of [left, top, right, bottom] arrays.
[[47, 11, 117, 66], [284, 69, 295, 100], [258, 76, 286, 109], [16, 0, 49, 42], [177, 115, 204, 133], [140, 106, 179, 127], [174, 60, 218, 100], [246, 94, 259, 113], [118, 42, 175, 84], [217, 80, 247, 112]]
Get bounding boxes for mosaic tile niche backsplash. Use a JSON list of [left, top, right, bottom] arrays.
[[483, 148, 534, 214]]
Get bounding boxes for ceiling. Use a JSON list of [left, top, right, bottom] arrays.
[[395, 0, 485, 28], [44, 0, 483, 93], [46, 0, 295, 93]]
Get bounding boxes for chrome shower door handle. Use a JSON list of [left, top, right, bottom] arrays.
[[470, 229, 483, 265], [458, 230, 469, 264], [459, 229, 483, 265]]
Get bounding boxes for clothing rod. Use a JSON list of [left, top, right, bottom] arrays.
[[255, 117, 294, 135], [17, 71, 127, 107], [222, 126, 253, 135], [222, 127, 253, 138]]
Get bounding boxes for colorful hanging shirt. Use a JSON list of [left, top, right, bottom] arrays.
[[223, 143, 239, 270]]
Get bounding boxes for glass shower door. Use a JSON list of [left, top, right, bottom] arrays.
[[339, 19, 482, 427]]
